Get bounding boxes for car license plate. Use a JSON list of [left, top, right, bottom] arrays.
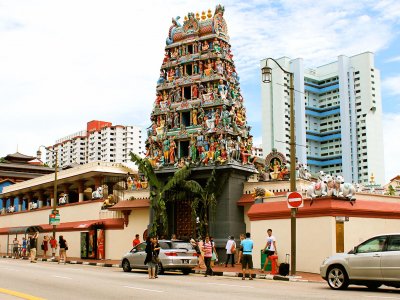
[[182, 259, 190, 264]]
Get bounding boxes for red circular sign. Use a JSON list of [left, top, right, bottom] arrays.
[[287, 192, 303, 208]]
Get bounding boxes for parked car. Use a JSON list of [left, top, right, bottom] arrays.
[[320, 233, 400, 290], [121, 240, 198, 275]]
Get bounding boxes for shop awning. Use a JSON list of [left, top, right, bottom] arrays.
[[4, 225, 44, 235], [0, 219, 124, 235], [108, 199, 150, 210]]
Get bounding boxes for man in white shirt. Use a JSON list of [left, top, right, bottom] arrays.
[[225, 236, 236, 267], [262, 229, 277, 272]]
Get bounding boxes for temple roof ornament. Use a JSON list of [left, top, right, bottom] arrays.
[[147, 5, 254, 170]]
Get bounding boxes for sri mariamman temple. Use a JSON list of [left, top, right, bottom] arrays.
[[146, 5, 255, 169]]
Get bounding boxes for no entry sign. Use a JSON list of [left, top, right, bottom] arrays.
[[287, 192, 303, 208]]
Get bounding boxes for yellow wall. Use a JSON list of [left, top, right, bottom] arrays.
[[250, 217, 335, 273], [0, 203, 150, 260], [344, 217, 400, 250]]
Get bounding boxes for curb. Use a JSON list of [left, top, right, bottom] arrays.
[[1, 256, 319, 282]]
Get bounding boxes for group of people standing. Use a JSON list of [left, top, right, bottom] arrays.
[[137, 229, 277, 280], [11, 232, 68, 264]]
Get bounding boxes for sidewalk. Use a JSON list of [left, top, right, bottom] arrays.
[[0, 254, 324, 283]]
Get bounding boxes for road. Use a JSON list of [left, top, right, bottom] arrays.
[[1, 259, 400, 300]]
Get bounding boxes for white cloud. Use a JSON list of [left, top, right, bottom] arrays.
[[385, 56, 400, 63], [382, 75, 400, 96], [383, 113, 400, 182], [0, 0, 399, 184]]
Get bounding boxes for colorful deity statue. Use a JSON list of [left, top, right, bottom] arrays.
[[202, 41, 209, 52], [192, 107, 198, 125], [218, 79, 228, 100], [150, 6, 254, 169], [213, 38, 221, 53], [192, 84, 198, 99], [188, 136, 197, 162], [169, 137, 176, 164], [216, 59, 224, 75], [163, 137, 170, 164]]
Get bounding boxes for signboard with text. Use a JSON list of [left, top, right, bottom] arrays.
[[49, 210, 60, 225]]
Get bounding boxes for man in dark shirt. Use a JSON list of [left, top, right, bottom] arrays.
[[29, 232, 38, 263]]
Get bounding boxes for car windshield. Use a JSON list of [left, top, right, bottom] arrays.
[[159, 241, 194, 250]]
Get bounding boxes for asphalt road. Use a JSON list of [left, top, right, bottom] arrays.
[[1, 259, 400, 300]]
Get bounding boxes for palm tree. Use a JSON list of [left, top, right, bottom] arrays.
[[130, 152, 192, 237], [183, 168, 224, 237]]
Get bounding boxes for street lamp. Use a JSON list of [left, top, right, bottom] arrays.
[[39, 145, 58, 241], [262, 58, 297, 275]]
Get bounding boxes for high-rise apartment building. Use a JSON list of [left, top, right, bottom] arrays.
[[261, 52, 384, 185], [45, 120, 143, 168]]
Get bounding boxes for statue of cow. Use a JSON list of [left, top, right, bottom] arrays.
[[92, 187, 103, 199]]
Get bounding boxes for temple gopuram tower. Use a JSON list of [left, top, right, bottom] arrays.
[[146, 5, 259, 244]]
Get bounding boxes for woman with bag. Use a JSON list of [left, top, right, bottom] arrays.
[[153, 237, 161, 278], [42, 235, 49, 259], [202, 236, 214, 277], [210, 236, 218, 267], [58, 235, 67, 264], [144, 236, 156, 279]]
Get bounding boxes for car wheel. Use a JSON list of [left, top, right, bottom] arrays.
[[182, 269, 191, 275], [327, 266, 349, 290], [122, 259, 132, 272], [366, 283, 381, 290], [157, 262, 164, 275]]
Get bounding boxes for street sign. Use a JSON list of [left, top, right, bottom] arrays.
[[49, 211, 60, 225], [287, 192, 303, 208]]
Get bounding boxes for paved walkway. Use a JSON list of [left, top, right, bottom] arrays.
[[0, 254, 323, 282]]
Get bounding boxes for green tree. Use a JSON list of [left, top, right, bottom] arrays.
[[130, 152, 192, 237], [0, 157, 5, 163], [387, 185, 396, 196]]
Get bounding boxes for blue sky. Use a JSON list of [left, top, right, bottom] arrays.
[[0, 0, 399, 182]]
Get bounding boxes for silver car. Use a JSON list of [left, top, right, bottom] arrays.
[[121, 240, 198, 275], [320, 233, 400, 290]]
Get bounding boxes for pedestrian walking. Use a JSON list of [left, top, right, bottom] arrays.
[[50, 236, 58, 259], [12, 237, 20, 259], [241, 232, 254, 280], [202, 236, 214, 277], [236, 233, 245, 264], [21, 237, 27, 257], [197, 237, 206, 268], [144, 237, 156, 279], [132, 234, 141, 247], [42, 235, 49, 258], [261, 229, 277, 273], [210, 236, 218, 267], [58, 235, 68, 264], [153, 237, 161, 278], [225, 236, 236, 267], [29, 232, 39, 263]]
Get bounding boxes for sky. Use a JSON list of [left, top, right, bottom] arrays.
[[0, 0, 399, 183]]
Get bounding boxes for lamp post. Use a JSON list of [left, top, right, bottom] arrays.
[[262, 58, 297, 275], [40, 146, 58, 240]]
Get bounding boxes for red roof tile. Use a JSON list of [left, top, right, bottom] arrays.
[[247, 197, 400, 221]]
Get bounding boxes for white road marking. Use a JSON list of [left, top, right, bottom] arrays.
[[207, 282, 254, 288], [0, 267, 19, 271], [52, 275, 72, 280], [365, 296, 400, 299], [122, 285, 164, 293]]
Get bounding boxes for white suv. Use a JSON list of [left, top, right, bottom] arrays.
[[320, 234, 400, 290]]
